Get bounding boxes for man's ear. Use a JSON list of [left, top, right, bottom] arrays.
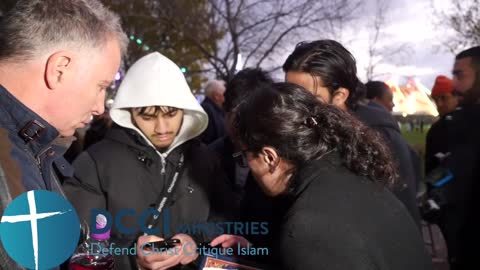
[[45, 51, 73, 90], [332, 87, 350, 107], [260, 146, 280, 173]]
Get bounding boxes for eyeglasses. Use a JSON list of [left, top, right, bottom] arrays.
[[232, 149, 249, 168]]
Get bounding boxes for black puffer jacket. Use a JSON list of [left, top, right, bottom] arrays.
[[63, 125, 234, 269]]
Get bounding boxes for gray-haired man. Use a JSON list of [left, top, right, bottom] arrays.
[[0, 0, 128, 268]]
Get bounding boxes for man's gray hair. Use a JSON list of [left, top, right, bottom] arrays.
[[204, 80, 226, 98], [0, 0, 129, 61]]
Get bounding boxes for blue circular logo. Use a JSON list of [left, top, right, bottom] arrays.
[[0, 190, 80, 269]]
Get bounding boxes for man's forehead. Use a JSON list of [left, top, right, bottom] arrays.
[[135, 106, 181, 114], [433, 93, 452, 98]]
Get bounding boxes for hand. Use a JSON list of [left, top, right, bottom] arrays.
[[136, 234, 198, 270], [210, 234, 251, 251]]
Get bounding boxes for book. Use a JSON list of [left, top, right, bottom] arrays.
[[199, 254, 265, 270]]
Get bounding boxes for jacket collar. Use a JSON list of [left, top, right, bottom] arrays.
[[0, 84, 59, 156], [290, 151, 342, 197], [105, 124, 188, 163]]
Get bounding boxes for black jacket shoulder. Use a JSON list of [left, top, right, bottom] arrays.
[[277, 154, 433, 270]]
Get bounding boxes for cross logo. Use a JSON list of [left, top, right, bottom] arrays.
[[0, 190, 80, 269]]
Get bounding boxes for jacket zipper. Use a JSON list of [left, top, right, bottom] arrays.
[[34, 146, 52, 176], [160, 155, 166, 175]]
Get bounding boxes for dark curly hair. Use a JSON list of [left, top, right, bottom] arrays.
[[283, 39, 366, 109], [235, 82, 397, 186]]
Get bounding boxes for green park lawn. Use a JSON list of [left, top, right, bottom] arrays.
[[401, 126, 429, 152], [401, 125, 430, 176]]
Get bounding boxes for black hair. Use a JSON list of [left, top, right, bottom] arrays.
[[223, 68, 274, 112], [456, 46, 480, 103], [456, 46, 480, 66], [235, 82, 396, 186], [365, 81, 389, 100], [132, 106, 180, 116], [282, 40, 365, 109]]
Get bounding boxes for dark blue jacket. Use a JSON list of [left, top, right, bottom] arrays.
[[354, 101, 422, 228], [0, 84, 72, 193], [200, 97, 225, 144], [0, 84, 72, 269]]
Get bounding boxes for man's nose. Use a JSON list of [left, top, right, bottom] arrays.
[[92, 91, 106, 116], [154, 118, 168, 133]]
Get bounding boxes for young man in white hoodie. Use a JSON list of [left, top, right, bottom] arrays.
[[64, 52, 234, 270]]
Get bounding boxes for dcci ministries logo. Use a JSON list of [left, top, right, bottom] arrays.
[[0, 190, 80, 270]]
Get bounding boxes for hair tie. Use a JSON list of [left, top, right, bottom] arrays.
[[305, 116, 318, 128]]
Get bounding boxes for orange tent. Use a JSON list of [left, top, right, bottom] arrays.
[[385, 78, 438, 116]]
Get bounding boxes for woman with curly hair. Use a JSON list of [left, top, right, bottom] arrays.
[[213, 82, 432, 270], [282, 40, 422, 228]]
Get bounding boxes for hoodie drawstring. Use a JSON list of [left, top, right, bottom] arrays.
[[160, 155, 166, 175]]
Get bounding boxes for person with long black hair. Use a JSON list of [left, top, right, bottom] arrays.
[[282, 40, 422, 227], [213, 82, 433, 270]]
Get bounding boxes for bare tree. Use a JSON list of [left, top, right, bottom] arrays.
[[160, 0, 361, 81], [104, 0, 218, 90], [431, 0, 480, 53], [365, 0, 412, 81]]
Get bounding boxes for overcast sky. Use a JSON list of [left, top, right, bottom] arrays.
[[274, 0, 456, 90], [351, 0, 455, 89]]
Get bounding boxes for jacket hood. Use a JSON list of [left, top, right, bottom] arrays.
[[110, 52, 208, 155], [354, 101, 401, 133]]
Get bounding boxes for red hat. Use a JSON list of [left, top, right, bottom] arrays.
[[431, 75, 453, 96]]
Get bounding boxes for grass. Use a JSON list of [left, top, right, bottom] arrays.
[[401, 126, 429, 151], [401, 125, 429, 176]]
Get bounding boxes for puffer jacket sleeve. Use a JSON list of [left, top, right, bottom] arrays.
[[62, 151, 106, 226]]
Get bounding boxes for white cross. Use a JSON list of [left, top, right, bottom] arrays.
[[1, 191, 71, 270]]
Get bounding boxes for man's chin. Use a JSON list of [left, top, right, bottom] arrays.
[[58, 129, 76, 137], [155, 146, 170, 152], [58, 124, 85, 137], [154, 143, 173, 152], [152, 138, 175, 150]]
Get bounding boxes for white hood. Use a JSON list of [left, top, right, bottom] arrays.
[[110, 52, 208, 155]]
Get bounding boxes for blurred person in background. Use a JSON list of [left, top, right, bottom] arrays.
[[425, 75, 458, 174], [431, 75, 459, 117], [200, 79, 226, 144], [366, 80, 395, 112]]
